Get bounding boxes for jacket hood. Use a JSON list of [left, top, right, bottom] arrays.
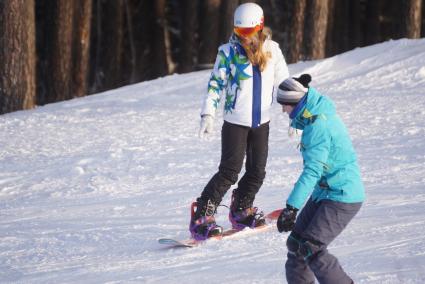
[[290, 87, 336, 130]]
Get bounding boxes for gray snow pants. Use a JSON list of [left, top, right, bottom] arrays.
[[285, 198, 362, 284]]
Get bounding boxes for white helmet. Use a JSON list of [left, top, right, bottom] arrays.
[[234, 3, 264, 28]]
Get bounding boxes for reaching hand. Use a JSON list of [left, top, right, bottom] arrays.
[[277, 205, 298, 233], [198, 115, 214, 138]]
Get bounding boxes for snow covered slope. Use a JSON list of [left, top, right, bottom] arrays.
[[1, 38, 425, 283]]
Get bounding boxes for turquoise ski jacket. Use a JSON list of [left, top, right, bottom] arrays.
[[287, 87, 365, 209]]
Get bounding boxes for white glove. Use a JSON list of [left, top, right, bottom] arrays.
[[198, 115, 214, 138]]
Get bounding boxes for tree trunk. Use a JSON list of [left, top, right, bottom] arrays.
[[43, 0, 74, 103], [305, 0, 329, 60], [364, 0, 383, 45], [220, 0, 238, 44], [72, 0, 92, 98], [422, 0, 425, 37], [178, 0, 199, 73], [264, 0, 288, 53], [0, 0, 36, 114], [152, 0, 172, 76], [123, 0, 154, 82], [96, 0, 125, 92], [160, 1, 176, 74], [288, 0, 307, 63], [325, 0, 335, 57], [331, 0, 349, 55], [332, 0, 360, 54], [349, 0, 362, 49], [403, 0, 422, 38], [198, 0, 221, 69], [279, 0, 295, 60], [381, 0, 402, 41]]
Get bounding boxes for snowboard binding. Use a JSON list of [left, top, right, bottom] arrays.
[[189, 201, 223, 241], [229, 191, 266, 230]]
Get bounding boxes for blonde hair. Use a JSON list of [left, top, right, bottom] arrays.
[[241, 28, 272, 72]]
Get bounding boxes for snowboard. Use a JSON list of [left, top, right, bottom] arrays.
[[158, 208, 283, 248]]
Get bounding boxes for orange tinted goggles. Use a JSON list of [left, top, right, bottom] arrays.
[[234, 25, 263, 38]]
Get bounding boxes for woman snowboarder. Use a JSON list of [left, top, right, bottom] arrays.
[[190, 2, 290, 240]]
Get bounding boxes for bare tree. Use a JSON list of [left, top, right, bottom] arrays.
[[349, 0, 362, 50], [422, 1, 425, 37], [266, 0, 291, 54], [198, 0, 222, 69], [364, 0, 384, 45], [305, 0, 330, 60], [152, 0, 173, 76], [72, 0, 92, 98], [328, 0, 361, 55], [178, 0, 199, 73], [123, 0, 154, 82], [152, 0, 170, 77], [325, 0, 336, 57], [0, 0, 36, 114], [403, 0, 422, 38], [277, 0, 295, 59], [95, 0, 125, 92], [288, 0, 307, 62], [3, 0, 423, 115], [220, 0, 239, 44], [42, 0, 74, 103]]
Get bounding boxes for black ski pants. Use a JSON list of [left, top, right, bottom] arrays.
[[200, 120, 269, 205], [285, 198, 362, 284]]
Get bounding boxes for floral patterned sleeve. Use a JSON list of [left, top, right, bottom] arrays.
[[200, 49, 229, 118]]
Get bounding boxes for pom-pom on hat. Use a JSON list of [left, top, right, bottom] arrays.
[[277, 74, 312, 105]]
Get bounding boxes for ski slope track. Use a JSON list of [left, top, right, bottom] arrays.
[[1, 39, 425, 283]]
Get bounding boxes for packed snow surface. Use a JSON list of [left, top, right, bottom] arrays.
[[1, 39, 425, 283]]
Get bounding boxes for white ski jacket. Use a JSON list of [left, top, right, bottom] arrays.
[[201, 36, 289, 128]]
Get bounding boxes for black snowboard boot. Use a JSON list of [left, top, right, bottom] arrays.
[[229, 190, 266, 230], [189, 198, 223, 240]]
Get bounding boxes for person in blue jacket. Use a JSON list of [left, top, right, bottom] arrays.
[[276, 74, 365, 284]]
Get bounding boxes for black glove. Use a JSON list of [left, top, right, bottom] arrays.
[[277, 205, 298, 233]]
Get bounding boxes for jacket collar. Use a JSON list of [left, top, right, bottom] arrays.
[[229, 34, 247, 56], [289, 93, 308, 120]]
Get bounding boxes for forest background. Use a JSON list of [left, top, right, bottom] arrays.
[[0, 0, 424, 115]]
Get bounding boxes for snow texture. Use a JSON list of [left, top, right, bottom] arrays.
[[1, 38, 425, 283]]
